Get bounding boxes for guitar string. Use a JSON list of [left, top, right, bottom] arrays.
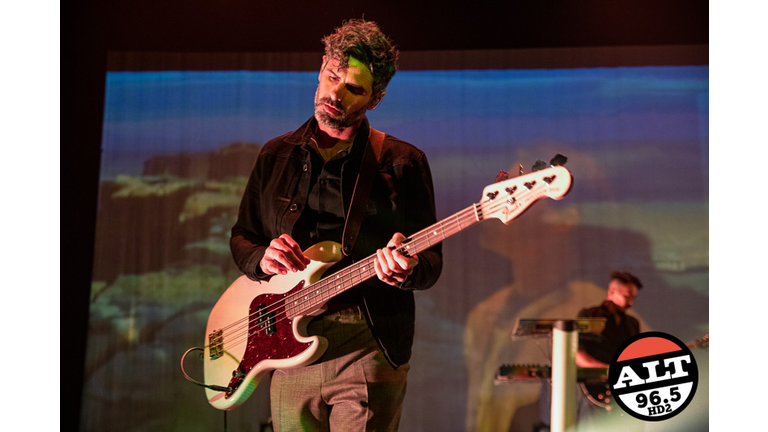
[[216, 178, 559, 352], [217, 202, 486, 351], [220, 180, 527, 335], [218, 185, 546, 352], [216, 202, 476, 337], [217, 203, 481, 351], [217, 181, 554, 353]]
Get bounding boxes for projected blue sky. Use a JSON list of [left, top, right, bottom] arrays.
[[101, 67, 708, 155]]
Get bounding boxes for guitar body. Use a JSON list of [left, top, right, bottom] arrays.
[[203, 241, 343, 410]]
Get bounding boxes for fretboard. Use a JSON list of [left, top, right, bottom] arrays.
[[285, 202, 484, 318]]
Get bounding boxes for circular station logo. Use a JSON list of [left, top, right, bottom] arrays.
[[608, 332, 699, 421]]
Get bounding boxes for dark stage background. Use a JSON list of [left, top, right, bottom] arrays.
[[63, 2, 708, 431]]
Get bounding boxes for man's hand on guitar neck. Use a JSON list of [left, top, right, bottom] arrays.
[[375, 233, 419, 287], [260, 234, 311, 276]]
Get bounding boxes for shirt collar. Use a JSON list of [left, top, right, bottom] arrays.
[[285, 116, 371, 161]]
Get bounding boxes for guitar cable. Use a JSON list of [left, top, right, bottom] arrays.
[[180, 346, 233, 393]]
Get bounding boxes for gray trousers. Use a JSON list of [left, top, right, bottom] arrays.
[[270, 306, 410, 432]]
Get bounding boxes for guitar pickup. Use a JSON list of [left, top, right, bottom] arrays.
[[255, 304, 276, 336], [209, 329, 224, 360]]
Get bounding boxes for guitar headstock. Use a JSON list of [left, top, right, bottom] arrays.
[[480, 155, 573, 225]]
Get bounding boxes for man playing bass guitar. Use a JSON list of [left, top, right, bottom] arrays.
[[229, 19, 443, 432]]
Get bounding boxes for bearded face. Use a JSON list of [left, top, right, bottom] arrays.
[[313, 56, 378, 130], [314, 89, 369, 129]]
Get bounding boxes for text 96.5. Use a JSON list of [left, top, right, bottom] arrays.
[[619, 383, 694, 418]]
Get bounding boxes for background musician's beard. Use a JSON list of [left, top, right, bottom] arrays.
[[314, 94, 368, 129]]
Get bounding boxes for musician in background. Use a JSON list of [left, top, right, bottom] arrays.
[[230, 19, 442, 431], [574, 271, 645, 431], [576, 271, 643, 368]]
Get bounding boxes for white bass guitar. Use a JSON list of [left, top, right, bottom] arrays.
[[189, 155, 573, 410]]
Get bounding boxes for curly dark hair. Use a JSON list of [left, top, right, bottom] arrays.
[[610, 271, 643, 289], [321, 19, 399, 95]]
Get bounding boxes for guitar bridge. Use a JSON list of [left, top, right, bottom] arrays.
[[208, 329, 224, 360]]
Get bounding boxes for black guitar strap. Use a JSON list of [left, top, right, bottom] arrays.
[[341, 127, 384, 257]]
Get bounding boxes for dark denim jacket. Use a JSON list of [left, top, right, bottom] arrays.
[[230, 116, 442, 367]]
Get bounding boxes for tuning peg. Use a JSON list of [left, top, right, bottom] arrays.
[[550, 154, 568, 166], [531, 160, 547, 172], [495, 170, 510, 182], [518, 164, 524, 176]]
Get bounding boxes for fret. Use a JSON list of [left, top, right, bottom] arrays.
[[411, 236, 423, 256]]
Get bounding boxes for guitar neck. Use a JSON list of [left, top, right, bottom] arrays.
[[288, 162, 573, 318], [289, 203, 482, 317]]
